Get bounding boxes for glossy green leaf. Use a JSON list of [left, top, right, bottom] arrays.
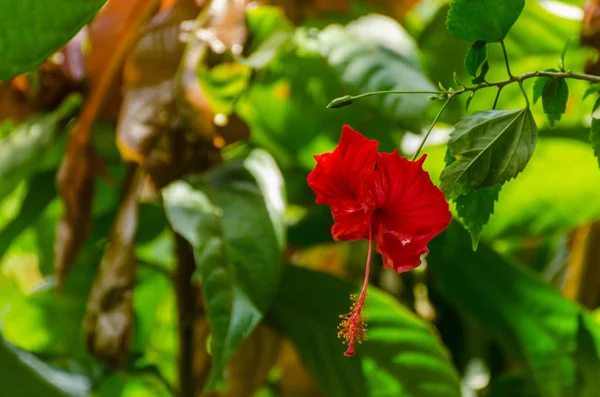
[[446, 0, 525, 43], [542, 79, 569, 127], [268, 265, 461, 397], [0, 0, 106, 79], [464, 41, 487, 77], [0, 94, 81, 202], [429, 223, 600, 397], [318, 14, 435, 131], [163, 149, 285, 388], [455, 184, 501, 250], [440, 108, 538, 199], [0, 336, 90, 397]]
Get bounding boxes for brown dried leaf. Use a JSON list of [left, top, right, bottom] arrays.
[[54, 132, 96, 286], [83, 165, 143, 368], [86, 0, 162, 121], [117, 0, 201, 164], [55, 0, 162, 285], [221, 324, 283, 397], [116, 0, 224, 189]]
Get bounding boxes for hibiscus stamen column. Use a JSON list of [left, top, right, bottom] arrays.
[[338, 224, 373, 357]]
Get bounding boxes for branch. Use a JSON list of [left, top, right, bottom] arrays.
[[327, 70, 600, 108], [447, 70, 600, 99]]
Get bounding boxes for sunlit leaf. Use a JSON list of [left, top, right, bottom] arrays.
[[0, 172, 56, 264], [0, 0, 106, 79], [0, 95, 80, 202], [447, 0, 525, 43], [440, 108, 538, 199]]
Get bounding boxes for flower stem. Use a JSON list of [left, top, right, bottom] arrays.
[[411, 98, 451, 161], [339, 224, 374, 357]]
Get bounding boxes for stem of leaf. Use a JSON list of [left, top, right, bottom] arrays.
[[492, 87, 503, 109], [500, 40, 513, 78], [518, 81, 530, 108], [412, 98, 451, 161]]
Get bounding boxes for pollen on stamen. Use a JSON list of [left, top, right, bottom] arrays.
[[337, 293, 368, 357]]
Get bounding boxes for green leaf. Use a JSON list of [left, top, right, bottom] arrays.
[[471, 60, 489, 84], [268, 265, 461, 397], [542, 78, 569, 127], [424, 139, 600, 240], [446, 0, 525, 43], [429, 222, 600, 397], [532, 69, 557, 105], [583, 85, 599, 100], [238, 6, 294, 69], [0, 94, 81, 202], [464, 41, 487, 77], [0, 172, 56, 264], [318, 14, 436, 131], [440, 108, 538, 199], [591, 118, 600, 169], [163, 149, 285, 388], [559, 37, 574, 71], [455, 184, 501, 250], [0, 336, 89, 397], [594, 96, 600, 114], [0, 1, 106, 79], [198, 63, 252, 115]]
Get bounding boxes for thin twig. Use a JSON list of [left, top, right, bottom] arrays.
[[412, 98, 451, 161]]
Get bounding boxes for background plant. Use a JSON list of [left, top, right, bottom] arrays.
[[1, 0, 600, 397]]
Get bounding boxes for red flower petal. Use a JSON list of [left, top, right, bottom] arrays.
[[365, 152, 452, 272], [307, 125, 378, 240]]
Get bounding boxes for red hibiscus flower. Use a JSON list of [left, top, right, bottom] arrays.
[[307, 125, 452, 356]]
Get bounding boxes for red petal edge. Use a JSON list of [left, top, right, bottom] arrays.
[[307, 125, 379, 241], [366, 151, 452, 272]]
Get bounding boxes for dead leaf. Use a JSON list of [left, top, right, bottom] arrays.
[[116, 0, 224, 190], [54, 132, 97, 286], [54, 0, 162, 285], [221, 324, 283, 397], [83, 165, 143, 368], [117, 0, 201, 164], [86, 0, 163, 121]]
